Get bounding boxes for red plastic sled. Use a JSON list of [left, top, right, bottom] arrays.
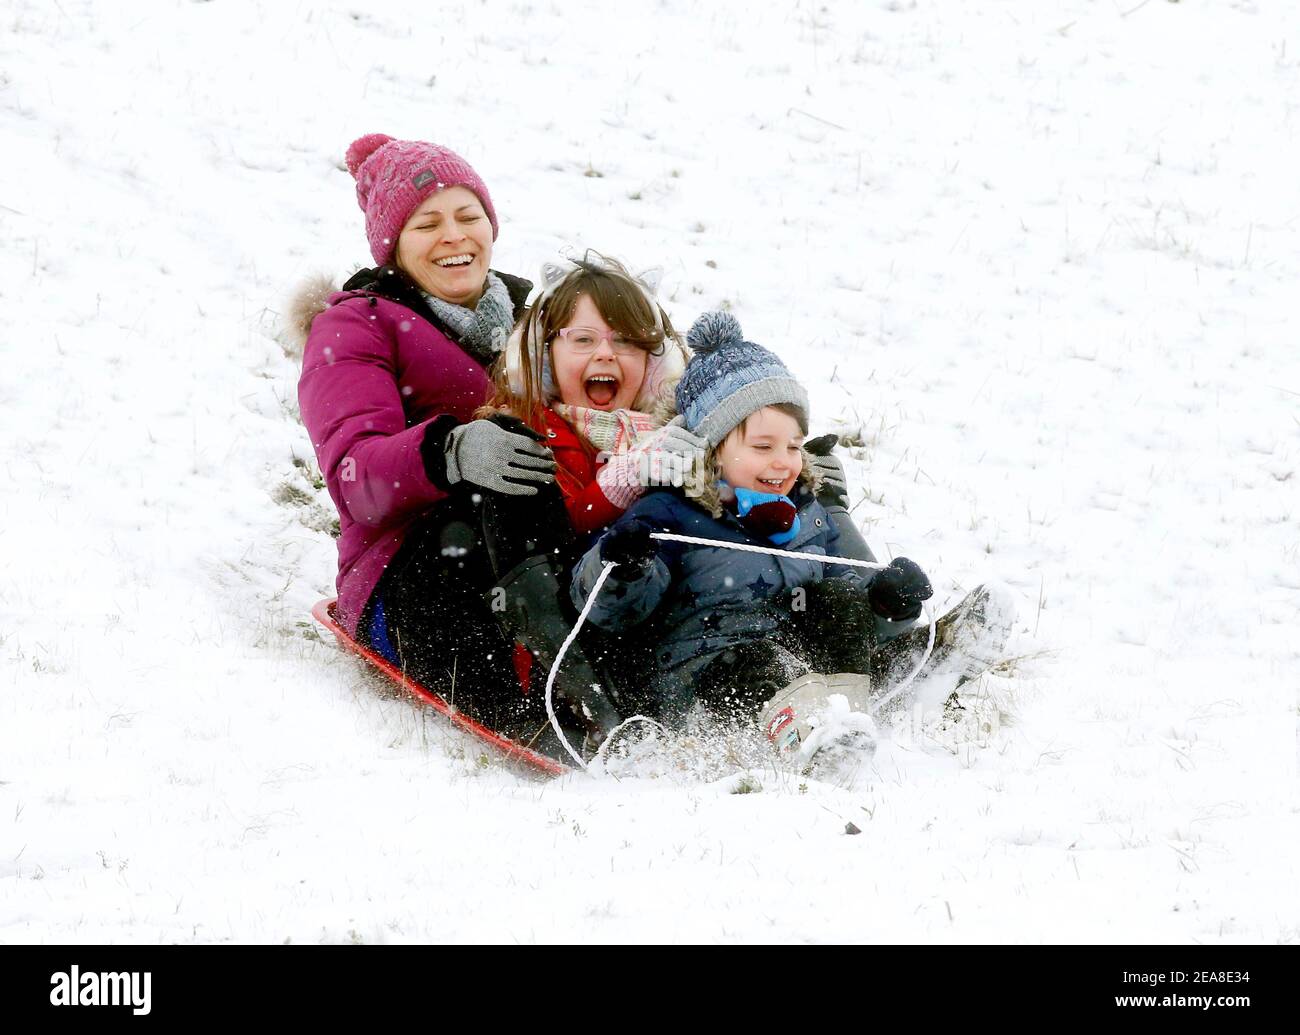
[[312, 598, 571, 776]]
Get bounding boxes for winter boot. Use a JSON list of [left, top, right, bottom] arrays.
[[869, 582, 1016, 701], [757, 673, 878, 777], [757, 672, 872, 750]]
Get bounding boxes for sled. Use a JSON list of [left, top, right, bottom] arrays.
[[311, 598, 572, 776]]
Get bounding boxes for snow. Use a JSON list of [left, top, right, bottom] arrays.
[[2, 0, 1297, 943]]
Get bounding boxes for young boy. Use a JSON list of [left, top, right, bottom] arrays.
[[573, 313, 997, 749]]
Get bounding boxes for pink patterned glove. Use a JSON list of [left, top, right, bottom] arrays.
[[596, 421, 706, 508]]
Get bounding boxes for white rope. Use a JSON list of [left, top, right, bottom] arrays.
[[545, 561, 618, 768], [591, 714, 668, 770], [546, 534, 938, 771], [649, 531, 886, 571], [545, 564, 671, 771]]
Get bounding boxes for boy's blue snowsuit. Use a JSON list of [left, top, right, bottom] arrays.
[[571, 487, 874, 716]]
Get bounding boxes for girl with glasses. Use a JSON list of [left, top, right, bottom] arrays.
[[485, 252, 698, 537]]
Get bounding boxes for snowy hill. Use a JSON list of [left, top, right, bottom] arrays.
[[2, 0, 1296, 942]]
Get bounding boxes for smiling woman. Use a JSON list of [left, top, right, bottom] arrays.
[[295, 134, 626, 747], [394, 185, 495, 306]]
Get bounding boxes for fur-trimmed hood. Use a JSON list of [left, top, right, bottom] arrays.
[[284, 273, 338, 355]]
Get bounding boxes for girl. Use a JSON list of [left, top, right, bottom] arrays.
[[469, 254, 701, 731], [485, 252, 699, 536], [570, 312, 1014, 755]]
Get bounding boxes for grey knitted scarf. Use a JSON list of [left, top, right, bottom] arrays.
[[422, 272, 514, 367]]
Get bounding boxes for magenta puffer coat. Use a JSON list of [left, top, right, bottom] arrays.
[[297, 267, 531, 635]]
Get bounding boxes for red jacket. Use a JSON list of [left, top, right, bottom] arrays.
[[541, 409, 626, 536]]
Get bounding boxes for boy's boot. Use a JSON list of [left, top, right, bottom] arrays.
[[870, 582, 1017, 694], [694, 619, 878, 778], [757, 672, 878, 777]]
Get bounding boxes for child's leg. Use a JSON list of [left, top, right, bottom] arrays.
[[694, 642, 811, 720], [779, 578, 879, 674], [478, 487, 623, 740], [871, 583, 1017, 690], [478, 484, 578, 573], [370, 510, 543, 736]]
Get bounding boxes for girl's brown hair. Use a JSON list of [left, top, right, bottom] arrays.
[[479, 253, 682, 430]]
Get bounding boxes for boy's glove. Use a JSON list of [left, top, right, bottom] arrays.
[[599, 519, 658, 576], [867, 557, 933, 621], [428, 415, 557, 495], [804, 433, 848, 508]]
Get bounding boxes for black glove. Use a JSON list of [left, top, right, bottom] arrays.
[[483, 413, 546, 440], [804, 434, 838, 457], [599, 519, 657, 576], [867, 557, 933, 621]]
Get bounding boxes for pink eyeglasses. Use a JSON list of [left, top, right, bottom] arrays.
[[553, 327, 647, 355]]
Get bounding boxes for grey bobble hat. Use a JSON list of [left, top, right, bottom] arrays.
[[676, 312, 809, 447]]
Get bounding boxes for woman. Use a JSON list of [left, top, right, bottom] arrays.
[[297, 133, 617, 742]]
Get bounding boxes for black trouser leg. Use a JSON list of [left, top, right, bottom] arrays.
[[694, 642, 812, 721], [373, 503, 543, 735], [479, 486, 623, 739], [478, 486, 577, 579], [778, 578, 879, 675], [368, 486, 623, 743]]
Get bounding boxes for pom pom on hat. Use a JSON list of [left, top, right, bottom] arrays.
[[345, 132, 394, 179], [344, 133, 499, 266], [687, 311, 744, 354], [675, 311, 809, 447]]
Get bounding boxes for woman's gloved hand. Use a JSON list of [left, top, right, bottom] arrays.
[[426, 414, 557, 495], [867, 556, 933, 621]]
